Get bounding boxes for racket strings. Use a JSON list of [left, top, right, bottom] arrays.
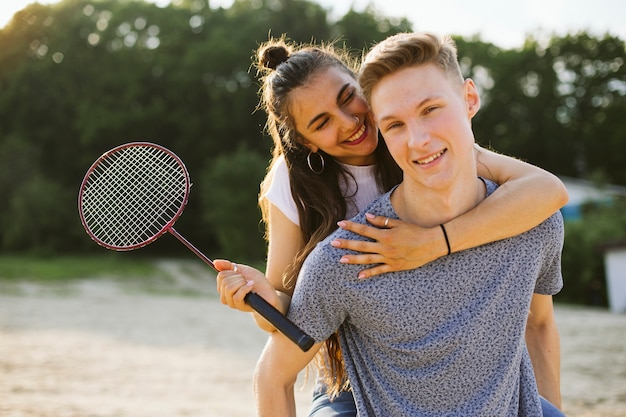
[[81, 145, 188, 248]]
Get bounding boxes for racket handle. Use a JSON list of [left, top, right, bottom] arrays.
[[244, 292, 315, 352]]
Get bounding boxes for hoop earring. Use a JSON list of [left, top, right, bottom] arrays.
[[306, 151, 325, 174]]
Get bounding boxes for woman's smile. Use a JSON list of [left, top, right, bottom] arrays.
[[343, 122, 367, 145]]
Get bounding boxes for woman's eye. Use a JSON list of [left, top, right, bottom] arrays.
[[341, 90, 355, 105], [314, 118, 329, 131]]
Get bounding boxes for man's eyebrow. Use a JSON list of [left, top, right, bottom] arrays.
[[377, 95, 438, 123], [306, 83, 351, 129]]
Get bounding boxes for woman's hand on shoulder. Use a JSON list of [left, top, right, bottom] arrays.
[[214, 259, 278, 312], [330, 214, 448, 279]]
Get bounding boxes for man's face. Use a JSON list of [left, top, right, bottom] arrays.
[[371, 63, 479, 191]]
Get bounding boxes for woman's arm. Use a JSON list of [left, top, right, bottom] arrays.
[[265, 202, 305, 298], [255, 331, 322, 417], [448, 144, 569, 251], [260, 203, 305, 324], [332, 145, 569, 278], [526, 294, 562, 409]]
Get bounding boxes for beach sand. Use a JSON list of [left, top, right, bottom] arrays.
[[0, 261, 624, 416]]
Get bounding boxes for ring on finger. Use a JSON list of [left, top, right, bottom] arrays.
[[233, 263, 238, 273], [384, 217, 390, 227]]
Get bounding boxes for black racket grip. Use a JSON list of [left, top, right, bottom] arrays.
[[244, 292, 315, 352]]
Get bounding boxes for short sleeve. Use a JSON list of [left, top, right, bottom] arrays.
[[534, 212, 565, 295], [263, 155, 300, 225]]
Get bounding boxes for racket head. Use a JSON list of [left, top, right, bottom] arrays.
[[78, 142, 190, 251]]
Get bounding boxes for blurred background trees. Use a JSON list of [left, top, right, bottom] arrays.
[[1, 0, 625, 305]]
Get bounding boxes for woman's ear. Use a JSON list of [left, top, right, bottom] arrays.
[[463, 78, 481, 119], [297, 135, 319, 153]]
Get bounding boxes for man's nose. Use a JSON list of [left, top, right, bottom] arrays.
[[407, 122, 430, 149]]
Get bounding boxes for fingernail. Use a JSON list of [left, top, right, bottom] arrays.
[[331, 240, 340, 247], [337, 221, 347, 228], [246, 280, 254, 287], [358, 272, 366, 279], [365, 212, 375, 219], [340, 257, 349, 263]]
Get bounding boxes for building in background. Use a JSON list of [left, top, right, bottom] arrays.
[[559, 177, 626, 221], [560, 177, 626, 313]]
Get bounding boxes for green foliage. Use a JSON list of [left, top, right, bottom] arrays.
[[198, 146, 268, 262], [332, 5, 412, 52], [0, 254, 158, 281], [559, 197, 626, 306], [2, 175, 81, 254], [472, 32, 626, 184]]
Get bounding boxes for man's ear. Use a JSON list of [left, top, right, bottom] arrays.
[[463, 78, 481, 119]]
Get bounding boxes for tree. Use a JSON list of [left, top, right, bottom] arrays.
[[473, 33, 626, 184], [332, 5, 412, 53], [199, 146, 267, 262]]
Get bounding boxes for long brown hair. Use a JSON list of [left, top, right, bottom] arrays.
[[255, 36, 402, 396]]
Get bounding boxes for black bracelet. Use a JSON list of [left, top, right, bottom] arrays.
[[440, 224, 451, 255]]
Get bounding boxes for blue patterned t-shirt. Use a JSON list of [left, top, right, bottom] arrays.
[[288, 180, 564, 417]]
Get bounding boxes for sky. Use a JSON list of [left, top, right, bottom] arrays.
[[1, 0, 625, 49]]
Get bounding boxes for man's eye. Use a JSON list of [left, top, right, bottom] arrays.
[[385, 122, 402, 132]]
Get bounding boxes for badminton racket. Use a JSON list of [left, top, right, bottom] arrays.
[[78, 142, 314, 352]]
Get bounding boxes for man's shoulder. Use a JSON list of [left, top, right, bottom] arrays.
[[301, 190, 395, 282], [303, 209, 389, 280], [323, 189, 395, 243], [533, 210, 564, 238]]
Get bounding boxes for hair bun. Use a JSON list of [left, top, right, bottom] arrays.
[[260, 45, 290, 70]]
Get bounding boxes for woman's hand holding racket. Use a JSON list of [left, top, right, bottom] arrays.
[[215, 260, 279, 313], [215, 260, 295, 334]]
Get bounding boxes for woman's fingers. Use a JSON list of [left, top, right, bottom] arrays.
[[217, 270, 254, 311], [364, 213, 395, 228], [213, 258, 235, 271], [215, 260, 280, 312], [356, 264, 394, 279], [331, 238, 379, 253], [338, 252, 399, 279], [337, 214, 392, 239], [333, 215, 446, 278], [215, 259, 256, 311]]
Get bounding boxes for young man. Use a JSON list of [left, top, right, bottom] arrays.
[[252, 32, 564, 416]]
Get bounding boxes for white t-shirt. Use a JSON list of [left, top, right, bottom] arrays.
[[264, 155, 382, 224]]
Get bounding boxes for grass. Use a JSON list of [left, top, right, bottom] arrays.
[[0, 254, 160, 282], [0, 254, 265, 297]]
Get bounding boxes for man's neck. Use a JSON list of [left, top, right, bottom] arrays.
[[391, 176, 487, 228]]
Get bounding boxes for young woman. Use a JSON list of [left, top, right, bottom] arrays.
[[216, 37, 568, 416]]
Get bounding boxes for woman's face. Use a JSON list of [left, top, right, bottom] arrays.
[[289, 66, 378, 166]]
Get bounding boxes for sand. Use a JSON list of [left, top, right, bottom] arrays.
[[0, 260, 624, 416]]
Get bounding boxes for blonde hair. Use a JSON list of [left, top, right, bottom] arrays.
[[358, 32, 464, 103]]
